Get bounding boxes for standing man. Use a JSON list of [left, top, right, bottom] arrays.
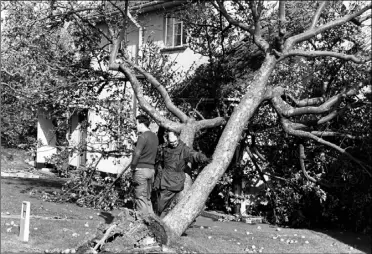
[[131, 114, 159, 216], [154, 131, 211, 218]]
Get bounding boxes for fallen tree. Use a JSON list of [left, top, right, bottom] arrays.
[[106, 1, 371, 237], [3, 0, 371, 241]]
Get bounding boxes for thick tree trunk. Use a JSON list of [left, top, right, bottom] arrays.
[[162, 55, 277, 237], [178, 123, 196, 200]]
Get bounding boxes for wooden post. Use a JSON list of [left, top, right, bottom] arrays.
[[19, 201, 30, 242]]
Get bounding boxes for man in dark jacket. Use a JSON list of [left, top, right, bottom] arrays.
[[153, 131, 210, 218], [131, 114, 159, 216]]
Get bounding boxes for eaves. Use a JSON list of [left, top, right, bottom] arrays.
[[89, 0, 186, 22]]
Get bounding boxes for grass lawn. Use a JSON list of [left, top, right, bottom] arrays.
[[175, 217, 371, 253], [1, 147, 371, 253]]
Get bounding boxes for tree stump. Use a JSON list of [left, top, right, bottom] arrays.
[[76, 208, 172, 253]]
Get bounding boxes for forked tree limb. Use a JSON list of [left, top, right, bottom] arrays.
[[118, 63, 183, 132], [272, 92, 342, 117], [72, 12, 113, 45], [118, 60, 227, 131], [213, 0, 269, 52], [271, 82, 363, 118], [284, 4, 372, 49], [124, 59, 189, 122], [281, 117, 372, 177], [103, 12, 182, 131], [212, 0, 254, 34], [106, 7, 226, 132], [247, 0, 270, 52]]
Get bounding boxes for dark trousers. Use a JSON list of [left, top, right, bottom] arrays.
[[157, 189, 178, 218]]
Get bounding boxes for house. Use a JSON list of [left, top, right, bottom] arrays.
[[36, 0, 209, 174]]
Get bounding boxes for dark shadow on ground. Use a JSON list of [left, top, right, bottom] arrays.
[[312, 228, 371, 254], [1, 176, 67, 189], [99, 211, 115, 224]]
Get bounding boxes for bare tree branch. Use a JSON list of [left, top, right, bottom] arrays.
[[248, 0, 258, 21], [351, 13, 372, 26], [247, 0, 270, 52], [284, 4, 372, 49], [245, 146, 275, 194], [272, 92, 342, 117], [278, 0, 286, 36], [105, 2, 189, 123], [310, 131, 360, 139], [271, 82, 364, 118], [317, 107, 347, 125], [298, 143, 333, 188], [118, 63, 182, 132], [195, 116, 226, 130], [104, 2, 226, 134], [281, 117, 372, 176], [279, 50, 370, 63], [193, 109, 205, 120], [108, 0, 128, 68], [212, 0, 254, 34], [309, 1, 328, 30], [285, 93, 325, 107], [72, 12, 112, 45], [124, 60, 189, 123]]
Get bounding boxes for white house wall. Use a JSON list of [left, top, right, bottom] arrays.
[[36, 108, 57, 168], [67, 113, 84, 168], [137, 10, 209, 74], [65, 6, 209, 174], [85, 109, 132, 174]]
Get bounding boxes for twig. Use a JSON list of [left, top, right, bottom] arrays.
[[95, 163, 131, 206], [93, 224, 117, 251]]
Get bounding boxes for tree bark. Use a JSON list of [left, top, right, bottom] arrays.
[[177, 122, 197, 201], [162, 55, 277, 237]]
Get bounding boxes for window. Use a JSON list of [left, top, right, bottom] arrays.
[[165, 16, 187, 48]]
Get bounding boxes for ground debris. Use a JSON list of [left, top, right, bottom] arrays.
[[76, 208, 168, 253]]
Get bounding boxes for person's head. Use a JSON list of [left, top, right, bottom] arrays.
[[167, 131, 179, 148], [136, 114, 150, 133]]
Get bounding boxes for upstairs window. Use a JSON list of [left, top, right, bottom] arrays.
[[165, 15, 187, 48]]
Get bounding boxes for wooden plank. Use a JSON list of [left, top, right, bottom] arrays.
[[19, 201, 31, 242]]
